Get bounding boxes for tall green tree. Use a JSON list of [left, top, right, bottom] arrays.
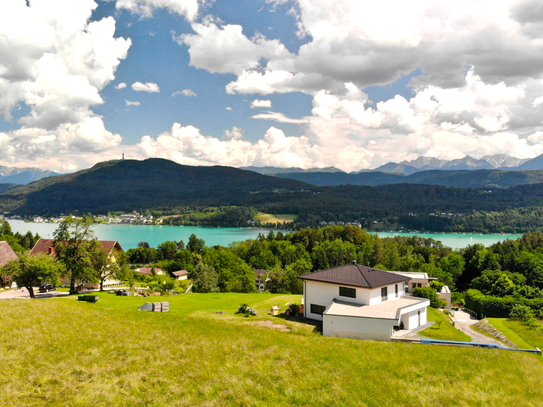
[[1, 253, 63, 299], [191, 262, 219, 293], [53, 216, 98, 295], [92, 248, 130, 291]]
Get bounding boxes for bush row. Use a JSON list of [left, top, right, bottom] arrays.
[[464, 289, 543, 318]]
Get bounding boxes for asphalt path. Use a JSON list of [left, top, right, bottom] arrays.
[[0, 287, 70, 300]]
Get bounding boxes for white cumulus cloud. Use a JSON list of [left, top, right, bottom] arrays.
[[0, 0, 129, 162], [250, 99, 272, 108], [125, 100, 140, 106], [172, 89, 196, 97], [132, 81, 160, 93], [115, 82, 127, 89], [114, 0, 201, 21]]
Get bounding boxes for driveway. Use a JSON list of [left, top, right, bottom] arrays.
[[450, 309, 504, 345], [0, 287, 69, 300]]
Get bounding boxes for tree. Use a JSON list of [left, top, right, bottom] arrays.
[[92, 247, 130, 291], [0, 253, 63, 299], [187, 234, 205, 254], [191, 262, 219, 293], [53, 216, 99, 295]]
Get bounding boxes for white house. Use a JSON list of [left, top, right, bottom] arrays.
[[172, 270, 189, 280], [390, 271, 437, 293], [299, 262, 430, 341]]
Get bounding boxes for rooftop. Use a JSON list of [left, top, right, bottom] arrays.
[[299, 263, 409, 289], [390, 271, 438, 280], [0, 241, 18, 265], [324, 296, 430, 320], [30, 239, 123, 257]]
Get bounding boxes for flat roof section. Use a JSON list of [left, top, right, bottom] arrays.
[[324, 296, 430, 320]]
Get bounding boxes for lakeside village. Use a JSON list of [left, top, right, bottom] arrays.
[[4, 211, 467, 235]]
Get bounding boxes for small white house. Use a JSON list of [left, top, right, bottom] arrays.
[[172, 270, 189, 280], [299, 263, 430, 341], [390, 271, 437, 293]]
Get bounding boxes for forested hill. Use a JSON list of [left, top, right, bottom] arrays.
[[0, 159, 312, 215], [274, 169, 543, 188]]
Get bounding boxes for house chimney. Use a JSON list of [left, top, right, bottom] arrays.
[[49, 247, 55, 254], [352, 260, 357, 265]]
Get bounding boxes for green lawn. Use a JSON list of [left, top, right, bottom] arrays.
[[1, 294, 543, 406], [419, 307, 471, 342], [488, 318, 543, 350]]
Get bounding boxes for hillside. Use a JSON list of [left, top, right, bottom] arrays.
[[0, 183, 19, 194], [274, 169, 543, 188], [0, 159, 311, 215]]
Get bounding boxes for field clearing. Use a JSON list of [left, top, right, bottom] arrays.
[[1, 294, 543, 406], [254, 213, 297, 224]]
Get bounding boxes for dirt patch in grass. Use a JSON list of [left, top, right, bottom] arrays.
[[251, 320, 290, 332]]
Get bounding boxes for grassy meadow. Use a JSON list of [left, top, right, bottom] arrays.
[[254, 213, 297, 225], [1, 293, 543, 406], [488, 318, 543, 350]]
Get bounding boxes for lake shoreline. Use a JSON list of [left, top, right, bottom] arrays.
[[4, 219, 524, 250]]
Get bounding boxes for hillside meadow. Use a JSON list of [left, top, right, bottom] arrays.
[[1, 293, 543, 406]]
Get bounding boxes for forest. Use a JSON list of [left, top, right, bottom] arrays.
[[125, 224, 543, 318]]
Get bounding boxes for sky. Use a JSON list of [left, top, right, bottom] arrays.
[[2, 0, 543, 173]]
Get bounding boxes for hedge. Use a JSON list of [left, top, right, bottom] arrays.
[[464, 289, 543, 318]]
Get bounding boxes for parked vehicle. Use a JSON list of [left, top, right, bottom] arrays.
[[39, 284, 57, 293]]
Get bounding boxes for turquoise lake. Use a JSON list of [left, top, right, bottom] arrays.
[[6, 220, 523, 250]]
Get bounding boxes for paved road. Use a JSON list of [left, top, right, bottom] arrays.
[[450, 309, 504, 345], [0, 287, 69, 300]]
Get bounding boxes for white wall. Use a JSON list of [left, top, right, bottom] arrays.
[[304, 280, 407, 320], [304, 280, 370, 320], [400, 307, 427, 330], [368, 282, 405, 305], [323, 315, 396, 341]]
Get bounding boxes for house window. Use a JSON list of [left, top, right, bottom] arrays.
[[381, 287, 388, 302], [339, 286, 356, 298], [412, 283, 416, 291], [417, 283, 422, 288], [311, 304, 326, 315], [395, 284, 398, 298]]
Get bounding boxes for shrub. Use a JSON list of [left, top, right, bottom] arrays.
[[465, 289, 543, 318], [412, 286, 446, 309], [236, 303, 256, 316], [288, 303, 300, 315], [509, 304, 535, 322]]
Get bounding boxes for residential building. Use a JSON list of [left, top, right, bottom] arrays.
[[0, 241, 19, 288], [30, 238, 124, 289], [299, 262, 430, 341]]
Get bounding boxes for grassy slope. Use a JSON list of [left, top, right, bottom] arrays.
[[1, 294, 543, 406], [255, 213, 297, 224], [488, 318, 543, 350], [418, 308, 471, 342]]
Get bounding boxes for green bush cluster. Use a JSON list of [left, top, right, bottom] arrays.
[[412, 286, 447, 308], [465, 289, 543, 318]]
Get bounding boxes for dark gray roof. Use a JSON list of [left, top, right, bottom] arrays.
[[298, 263, 409, 289]]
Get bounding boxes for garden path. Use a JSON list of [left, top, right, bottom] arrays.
[[451, 310, 504, 346]]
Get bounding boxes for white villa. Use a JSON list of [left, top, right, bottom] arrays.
[[299, 262, 430, 341]]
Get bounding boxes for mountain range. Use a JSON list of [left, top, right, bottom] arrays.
[[243, 154, 540, 177], [0, 165, 59, 185]]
